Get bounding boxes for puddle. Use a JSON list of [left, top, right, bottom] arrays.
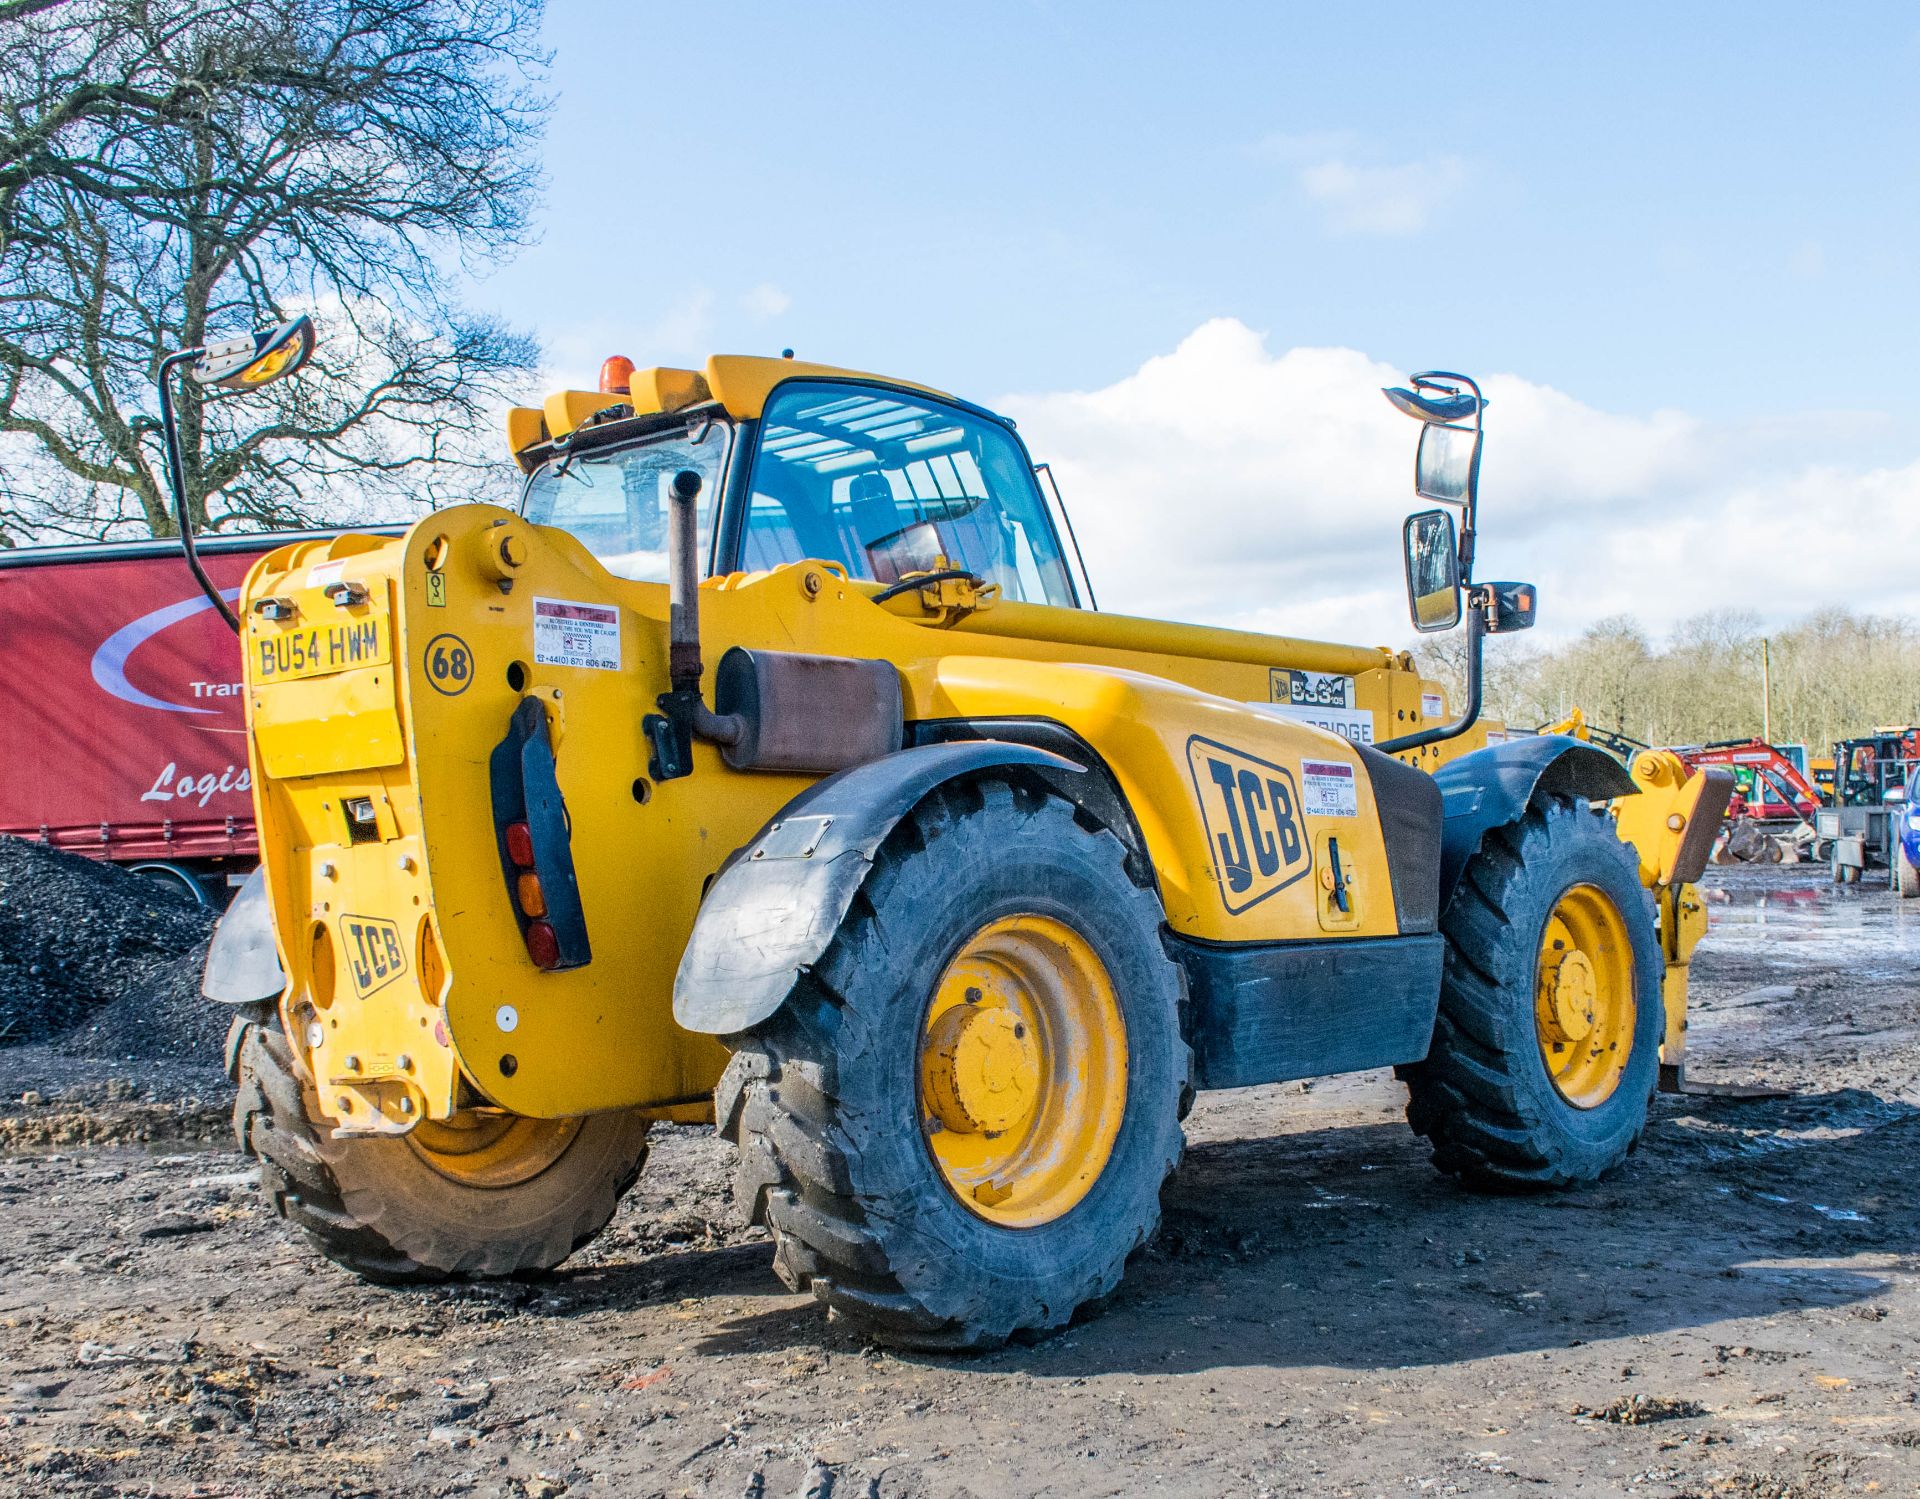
[[1699, 868, 1920, 971]]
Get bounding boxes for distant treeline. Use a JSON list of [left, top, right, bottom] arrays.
[[1414, 608, 1920, 752]]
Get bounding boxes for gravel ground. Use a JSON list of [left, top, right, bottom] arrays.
[[0, 838, 217, 1061], [1, 864, 1917, 1497]]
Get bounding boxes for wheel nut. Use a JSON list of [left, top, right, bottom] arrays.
[[336, 1095, 353, 1113], [344, 1054, 361, 1073], [397, 1054, 413, 1071], [305, 1022, 324, 1050]]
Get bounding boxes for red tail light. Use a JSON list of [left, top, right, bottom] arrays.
[[525, 920, 561, 970], [491, 696, 592, 971]]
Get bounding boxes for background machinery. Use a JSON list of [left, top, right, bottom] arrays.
[[189, 336, 1730, 1348], [1819, 728, 1920, 890]]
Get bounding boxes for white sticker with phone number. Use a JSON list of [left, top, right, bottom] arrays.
[[533, 596, 621, 671], [1300, 759, 1359, 817]]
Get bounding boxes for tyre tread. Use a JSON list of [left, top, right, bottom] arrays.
[[718, 778, 1191, 1350], [1403, 796, 1660, 1192]]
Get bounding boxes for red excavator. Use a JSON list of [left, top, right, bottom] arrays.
[[1674, 740, 1823, 824]]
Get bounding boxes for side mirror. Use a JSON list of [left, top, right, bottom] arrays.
[[158, 314, 320, 635], [1414, 420, 1480, 506], [190, 315, 317, 391], [1403, 508, 1462, 633]]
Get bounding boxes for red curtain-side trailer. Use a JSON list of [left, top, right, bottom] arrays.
[[0, 531, 366, 901]]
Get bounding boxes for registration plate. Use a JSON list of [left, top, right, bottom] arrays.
[[252, 608, 391, 683]]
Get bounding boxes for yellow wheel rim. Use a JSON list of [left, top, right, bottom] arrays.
[[918, 914, 1128, 1228], [406, 1110, 580, 1188], [1535, 884, 1636, 1108]]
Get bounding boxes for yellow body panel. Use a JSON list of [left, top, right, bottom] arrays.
[[241, 502, 1485, 1124], [542, 389, 629, 438], [1657, 883, 1708, 1068], [702, 354, 952, 419], [507, 356, 952, 469], [910, 655, 1400, 940]]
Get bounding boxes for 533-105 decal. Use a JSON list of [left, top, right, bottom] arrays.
[[1186, 735, 1312, 913]]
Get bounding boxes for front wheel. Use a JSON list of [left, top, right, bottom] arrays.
[[1898, 841, 1919, 898], [718, 777, 1189, 1350], [230, 1016, 651, 1281], [1401, 795, 1662, 1191]]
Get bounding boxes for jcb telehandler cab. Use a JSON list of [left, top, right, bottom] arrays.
[[185, 332, 1730, 1348]]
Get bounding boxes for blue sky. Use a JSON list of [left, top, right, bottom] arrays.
[[482, 5, 1920, 640]]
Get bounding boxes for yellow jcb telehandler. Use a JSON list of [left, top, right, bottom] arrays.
[[177, 331, 1731, 1348]]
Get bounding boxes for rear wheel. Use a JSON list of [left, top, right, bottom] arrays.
[[718, 777, 1189, 1350], [229, 1015, 650, 1281], [1401, 796, 1661, 1191]]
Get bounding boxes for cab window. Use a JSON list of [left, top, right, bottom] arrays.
[[740, 382, 1077, 607], [522, 418, 730, 582]]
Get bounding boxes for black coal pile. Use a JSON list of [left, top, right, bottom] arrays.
[[0, 838, 221, 1061]]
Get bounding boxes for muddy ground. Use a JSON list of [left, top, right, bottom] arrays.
[[2, 864, 1918, 1498]]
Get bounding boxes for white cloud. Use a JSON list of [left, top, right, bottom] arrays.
[[1260, 131, 1467, 236], [1000, 318, 1920, 647], [740, 283, 793, 321], [1297, 156, 1468, 236]]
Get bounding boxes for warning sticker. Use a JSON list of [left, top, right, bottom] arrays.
[[533, 596, 621, 671], [1422, 691, 1445, 719], [1300, 758, 1359, 818]]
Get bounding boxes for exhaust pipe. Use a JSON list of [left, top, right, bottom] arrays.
[[666, 468, 706, 694], [645, 469, 741, 781]]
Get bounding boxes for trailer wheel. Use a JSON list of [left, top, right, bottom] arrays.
[[1401, 795, 1662, 1191], [228, 1014, 649, 1281], [130, 861, 213, 906], [718, 777, 1189, 1350]]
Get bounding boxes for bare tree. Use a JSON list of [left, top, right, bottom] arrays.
[[1417, 606, 1920, 753], [0, 0, 547, 544]]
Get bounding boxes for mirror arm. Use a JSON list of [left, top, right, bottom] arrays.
[[158, 348, 240, 634], [1378, 596, 1486, 756]]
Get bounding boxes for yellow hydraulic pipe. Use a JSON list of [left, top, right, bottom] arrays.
[[945, 597, 1396, 678]]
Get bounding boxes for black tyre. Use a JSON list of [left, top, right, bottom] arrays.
[[228, 1014, 650, 1281], [1401, 795, 1662, 1191], [717, 777, 1189, 1350], [1898, 842, 1919, 899]]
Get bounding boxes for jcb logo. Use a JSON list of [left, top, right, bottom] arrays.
[[340, 914, 408, 998], [1186, 736, 1310, 914]]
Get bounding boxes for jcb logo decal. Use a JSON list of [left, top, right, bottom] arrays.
[[1186, 736, 1310, 914], [340, 914, 408, 998]]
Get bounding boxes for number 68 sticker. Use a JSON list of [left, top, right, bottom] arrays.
[[423, 633, 474, 696]]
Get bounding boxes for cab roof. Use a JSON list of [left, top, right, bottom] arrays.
[[505, 354, 955, 472]]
